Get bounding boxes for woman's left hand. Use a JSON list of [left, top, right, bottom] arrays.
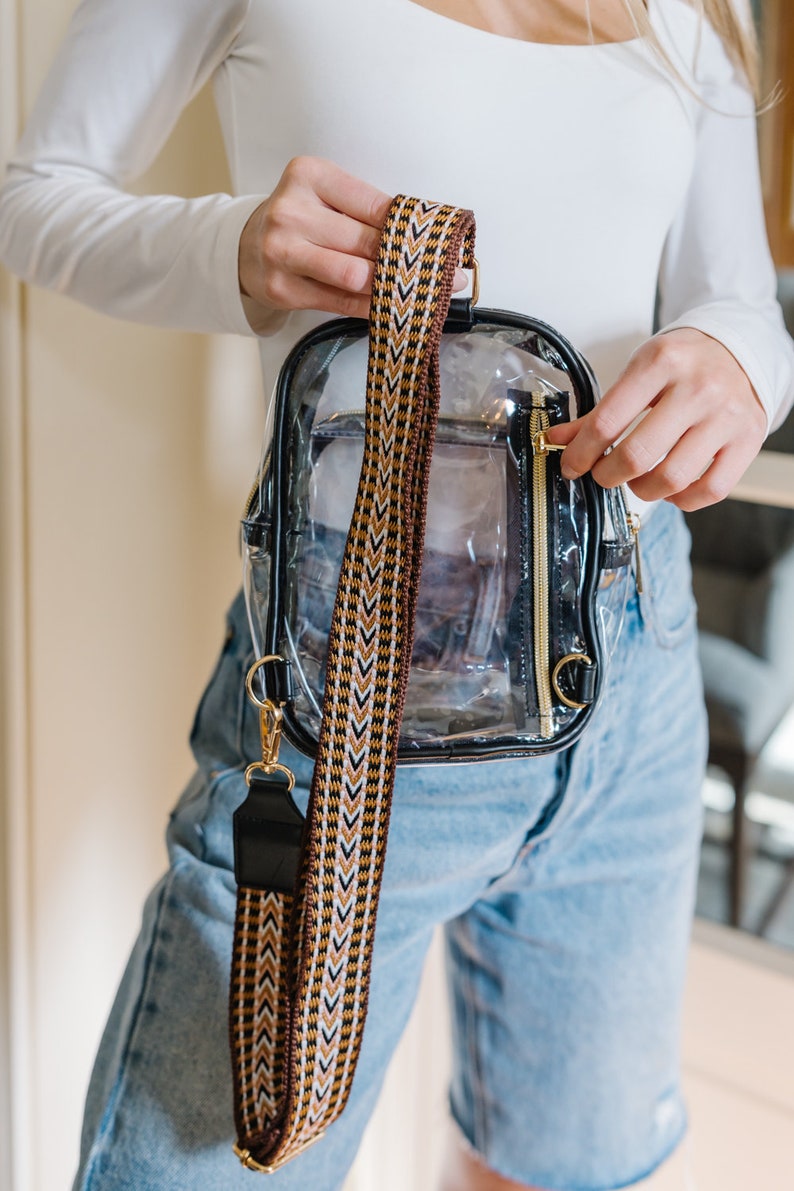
[[545, 328, 767, 511]]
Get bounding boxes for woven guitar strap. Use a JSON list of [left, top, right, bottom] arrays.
[[230, 195, 476, 1172]]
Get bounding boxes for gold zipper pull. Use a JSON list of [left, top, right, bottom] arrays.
[[531, 429, 566, 456], [629, 512, 644, 596]]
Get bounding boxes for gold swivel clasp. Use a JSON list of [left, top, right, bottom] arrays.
[[244, 655, 295, 790]]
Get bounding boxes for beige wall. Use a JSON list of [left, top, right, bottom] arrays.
[[0, 2, 262, 1185]]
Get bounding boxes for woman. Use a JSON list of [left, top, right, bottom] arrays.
[[1, 2, 791, 1188]]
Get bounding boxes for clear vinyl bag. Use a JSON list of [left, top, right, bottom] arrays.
[[242, 306, 635, 762]]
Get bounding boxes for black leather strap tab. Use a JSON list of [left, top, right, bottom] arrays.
[[241, 518, 269, 549], [444, 298, 474, 331], [263, 657, 295, 705], [233, 772, 305, 894], [575, 659, 598, 705], [600, 541, 633, 570]]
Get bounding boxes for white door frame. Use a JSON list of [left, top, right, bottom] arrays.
[[0, 1, 34, 1187]]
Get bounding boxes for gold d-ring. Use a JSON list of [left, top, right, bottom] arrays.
[[470, 258, 480, 306], [551, 653, 593, 710], [245, 654, 284, 710]]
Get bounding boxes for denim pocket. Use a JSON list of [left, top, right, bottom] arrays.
[[639, 506, 698, 650]]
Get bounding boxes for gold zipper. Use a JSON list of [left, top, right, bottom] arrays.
[[243, 474, 261, 521], [628, 510, 644, 596], [530, 394, 554, 739], [242, 446, 273, 522]]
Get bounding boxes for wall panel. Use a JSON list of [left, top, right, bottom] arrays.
[[1, 2, 263, 1184]]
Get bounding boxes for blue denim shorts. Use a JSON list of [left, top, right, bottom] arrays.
[[74, 501, 707, 1191]]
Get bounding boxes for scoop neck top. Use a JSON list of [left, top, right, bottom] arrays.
[[399, 0, 645, 50], [1, 0, 791, 443]]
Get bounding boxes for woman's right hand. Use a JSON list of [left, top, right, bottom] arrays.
[[238, 156, 468, 330], [238, 156, 393, 327]]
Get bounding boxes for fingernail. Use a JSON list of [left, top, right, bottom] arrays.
[[561, 463, 579, 480]]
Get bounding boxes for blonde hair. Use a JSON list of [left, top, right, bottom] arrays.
[[699, 1, 759, 94], [625, 0, 760, 98]]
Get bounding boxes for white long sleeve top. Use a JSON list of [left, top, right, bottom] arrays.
[[1, 0, 793, 436]]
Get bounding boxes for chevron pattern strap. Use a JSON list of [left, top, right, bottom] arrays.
[[230, 195, 476, 1172]]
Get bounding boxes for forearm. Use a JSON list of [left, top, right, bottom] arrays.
[[0, 0, 259, 334], [656, 15, 794, 434], [0, 165, 260, 334]]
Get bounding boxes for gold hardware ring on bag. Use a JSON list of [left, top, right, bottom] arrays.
[[551, 653, 594, 711]]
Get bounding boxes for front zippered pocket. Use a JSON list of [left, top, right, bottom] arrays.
[[529, 393, 555, 739], [506, 385, 567, 738], [506, 383, 615, 738]]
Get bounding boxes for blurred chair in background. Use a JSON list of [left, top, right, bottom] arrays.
[[685, 383, 794, 933]]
